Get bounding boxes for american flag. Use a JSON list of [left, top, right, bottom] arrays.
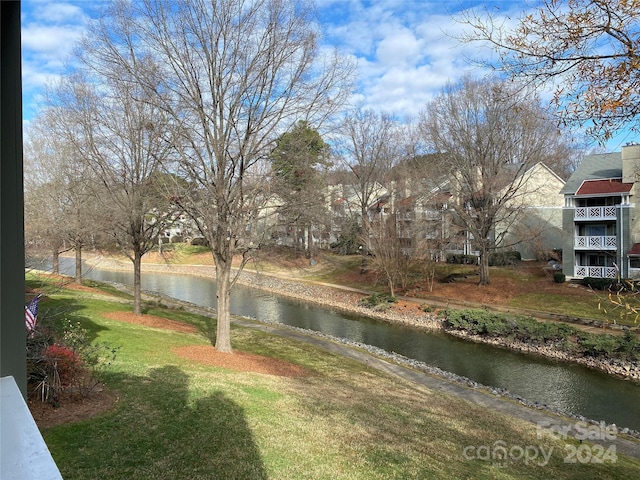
[[25, 295, 40, 334]]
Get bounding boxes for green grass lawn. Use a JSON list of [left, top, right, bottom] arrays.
[[508, 292, 605, 318], [31, 281, 640, 479]]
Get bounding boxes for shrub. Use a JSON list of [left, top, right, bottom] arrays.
[[617, 331, 640, 361], [443, 308, 640, 362], [553, 272, 566, 283], [190, 237, 209, 246], [443, 309, 518, 336], [583, 277, 640, 292], [27, 314, 118, 405], [489, 251, 521, 266], [577, 334, 620, 358], [582, 277, 617, 290], [446, 254, 479, 265], [359, 293, 397, 308], [43, 344, 83, 385]]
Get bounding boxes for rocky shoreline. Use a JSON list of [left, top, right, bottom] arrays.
[[245, 268, 640, 384]]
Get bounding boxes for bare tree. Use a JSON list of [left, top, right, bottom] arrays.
[[336, 108, 402, 270], [457, 0, 640, 143], [419, 76, 569, 285], [366, 214, 410, 298], [49, 38, 176, 313], [24, 115, 97, 283], [102, 0, 355, 351]]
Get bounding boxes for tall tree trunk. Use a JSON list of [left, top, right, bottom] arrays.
[[74, 245, 82, 285], [478, 248, 490, 286], [306, 225, 313, 259], [52, 247, 60, 275], [133, 249, 143, 315], [387, 275, 395, 298], [214, 255, 233, 352]]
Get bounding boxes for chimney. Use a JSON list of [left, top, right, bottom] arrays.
[[622, 142, 640, 183]]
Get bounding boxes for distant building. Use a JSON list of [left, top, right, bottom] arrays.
[[496, 162, 566, 261]]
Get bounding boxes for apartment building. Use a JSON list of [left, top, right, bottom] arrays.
[[561, 143, 640, 279]]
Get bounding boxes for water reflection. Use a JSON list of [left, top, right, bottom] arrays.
[[47, 257, 640, 430]]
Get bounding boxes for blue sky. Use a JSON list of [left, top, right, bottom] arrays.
[[20, 0, 636, 151]]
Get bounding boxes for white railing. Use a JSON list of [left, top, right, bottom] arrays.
[[574, 206, 617, 220], [574, 265, 618, 278], [574, 236, 617, 249]]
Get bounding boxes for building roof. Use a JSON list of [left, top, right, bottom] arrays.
[[575, 178, 633, 196], [396, 195, 419, 208], [561, 152, 622, 195]]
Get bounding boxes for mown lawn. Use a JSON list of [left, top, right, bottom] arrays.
[[508, 292, 605, 319], [32, 283, 640, 479]]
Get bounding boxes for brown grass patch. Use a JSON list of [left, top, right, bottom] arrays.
[[172, 345, 309, 377], [102, 311, 307, 376], [102, 311, 198, 334]]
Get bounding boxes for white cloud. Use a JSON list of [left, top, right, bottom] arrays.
[[21, 1, 91, 118], [375, 27, 423, 67], [22, 0, 621, 150], [319, 1, 494, 119], [22, 24, 85, 55], [32, 1, 87, 24]]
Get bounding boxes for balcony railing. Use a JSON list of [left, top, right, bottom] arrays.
[[574, 265, 618, 279], [574, 236, 617, 250], [574, 206, 617, 221]]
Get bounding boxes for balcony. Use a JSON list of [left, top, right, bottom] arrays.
[[574, 265, 618, 279], [574, 206, 617, 221], [574, 236, 617, 250]]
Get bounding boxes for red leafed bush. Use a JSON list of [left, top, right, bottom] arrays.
[[27, 311, 119, 405], [43, 344, 83, 386]]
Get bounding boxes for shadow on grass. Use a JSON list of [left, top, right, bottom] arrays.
[[45, 366, 267, 479], [34, 296, 110, 344], [285, 362, 639, 478]]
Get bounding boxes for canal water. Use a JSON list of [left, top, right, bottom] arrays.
[[53, 258, 640, 431]]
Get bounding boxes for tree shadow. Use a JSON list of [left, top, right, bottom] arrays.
[[47, 366, 267, 479], [35, 295, 110, 344]]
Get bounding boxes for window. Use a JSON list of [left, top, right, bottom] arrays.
[[585, 225, 606, 236], [587, 254, 606, 267]]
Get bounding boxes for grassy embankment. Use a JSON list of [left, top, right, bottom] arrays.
[[154, 244, 623, 325], [30, 275, 640, 479]]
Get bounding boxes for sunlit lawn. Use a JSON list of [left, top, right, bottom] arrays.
[[34, 282, 640, 479]]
